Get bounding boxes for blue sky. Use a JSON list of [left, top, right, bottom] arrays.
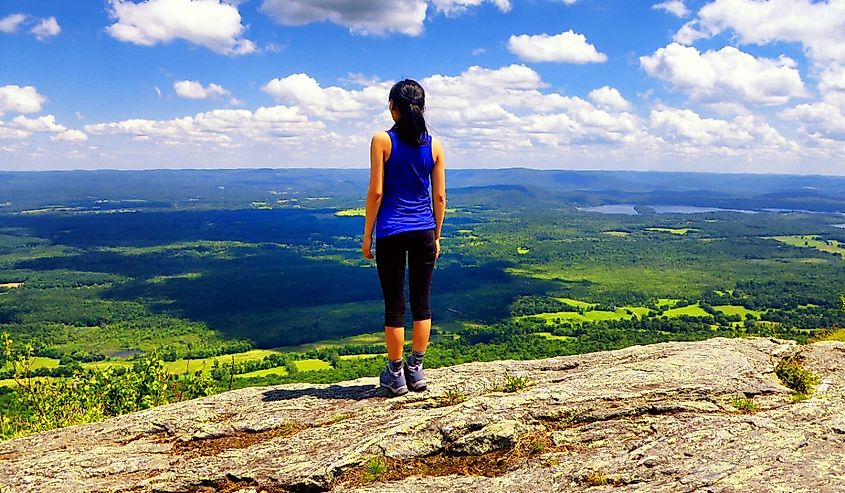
[[1, 0, 844, 174]]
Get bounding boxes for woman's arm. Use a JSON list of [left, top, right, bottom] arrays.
[[431, 138, 446, 258], [362, 132, 390, 259]]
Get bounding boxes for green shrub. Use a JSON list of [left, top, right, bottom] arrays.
[[503, 374, 531, 392], [775, 357, 820, 395], [1, 332, 216, 441], [437, 387, 467, 407]]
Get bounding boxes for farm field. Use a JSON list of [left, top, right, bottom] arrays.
[[768, 235, 845, 256], [2, 168, 845, 438]]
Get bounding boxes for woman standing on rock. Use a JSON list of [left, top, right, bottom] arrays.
[[362, 79, 447, 396]]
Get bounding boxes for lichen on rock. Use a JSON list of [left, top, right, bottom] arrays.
[[1, 337, 844, 492]]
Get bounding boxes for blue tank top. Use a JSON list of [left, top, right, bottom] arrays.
[[376, 128, 436, 239]]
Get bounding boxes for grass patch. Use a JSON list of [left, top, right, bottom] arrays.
[[294, 359, 332, 372], [162, 349, 285, 374], [713, 305, 763, 318], [363, 457, 387, 482], [583, 470, 625, 487], [656, 298, 680, 307], [813, 328, 845, 342], [768, 235, 845, 257], [338, 353, 382, 360], [646, 227, 695, 235], [516, 247, 530, 255], [335, 208, 366, 217], [555, 297, 595, 309], [533, 332, 575, 341], [662, 304, 709, 318], [730, 397, 759, 414], [234, 367, 289, 379], [436, 387, 467, 407], [602, 231, 629, 237], [503, 374, 531, 392]]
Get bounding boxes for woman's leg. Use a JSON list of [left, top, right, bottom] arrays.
[[408, 229, 437, 356], [375, 233, 407, 362]]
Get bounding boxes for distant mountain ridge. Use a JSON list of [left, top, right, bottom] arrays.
[[2, 168, 845, 213]]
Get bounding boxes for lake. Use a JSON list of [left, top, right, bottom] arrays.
[[580, 204, 757, 215]]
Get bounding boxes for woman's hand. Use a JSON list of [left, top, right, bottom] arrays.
[[362, 236, 374, 260], [435, 238, 440, 259]]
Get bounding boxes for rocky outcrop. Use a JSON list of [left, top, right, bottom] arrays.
[[2, 337, 844, 492]]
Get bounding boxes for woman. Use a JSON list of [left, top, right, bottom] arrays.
[[362, 79, 446, 396]]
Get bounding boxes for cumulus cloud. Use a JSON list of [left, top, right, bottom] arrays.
[[819, 65, 845, 94], [0, 13, 26, 33], [262, 73, 389, 119], [431, 0, 511, 16], [106, 0, 256, 55], [52, 130, 89, 142], [418, 65, 645, 150], [650, 106, 797, 153], [588, 86, 632, 111], [31, 16, 60, 40], [174, 80, 230, 99], [781, 99, 845, 142], [84, 106, 324, 146], [652, 0, 690, 17], [11, 115, 66, 133], [260, 0, 428, 36], [508, 30, 607, 64], [640, 43, 806, 105], [0, 122, 30, 140], [678, 0, 845, 63], [0, 114, 88, 143], [0, 85, 47, 116]]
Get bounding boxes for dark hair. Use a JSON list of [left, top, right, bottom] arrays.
[[389, 79, 429, 146]]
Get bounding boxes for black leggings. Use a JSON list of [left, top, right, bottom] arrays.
[[375, 228, 437, 327]]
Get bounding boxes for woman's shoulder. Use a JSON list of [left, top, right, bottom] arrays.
[[371, 130, 391, 143]]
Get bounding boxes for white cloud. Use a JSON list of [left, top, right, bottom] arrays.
[[260, 0, 428, 36], [680, 0, 845, 63], [84, 106, 325, 146], [507, 30, 607, 64], [652, 0, 690, 17], [0, 121, 30, 140], [174, 80, 230, 99], [588, 86, 632, 111], [781, 100, 845, 141], [31, 16, 60, 41], [0, 85, 47, 116], [0, 114, 87, 143], [0, 13, 26, 33], [106, 0, 256, 55], [819, 64, 845, 94], [11, 115, 66, 133], [640, 43, 806, 105], [262, 73, 389, 119], [650, 106, 797, 153], [418, 65, 646, 150], [431, 0, 511, 16], [52, 130, 89, 142]]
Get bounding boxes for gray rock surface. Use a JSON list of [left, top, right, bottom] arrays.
[[1, 337, 844, 493]]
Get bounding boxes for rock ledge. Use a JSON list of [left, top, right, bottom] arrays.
[[2, 337, 844, 492]]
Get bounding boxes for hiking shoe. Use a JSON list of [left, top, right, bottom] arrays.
[[404, 359, 427, 392], [379, 365, 408, 396]]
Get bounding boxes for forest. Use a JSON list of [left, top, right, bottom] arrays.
[[1, 168, 844, 439]]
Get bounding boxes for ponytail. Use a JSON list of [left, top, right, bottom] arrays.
[[389, 79, 429, 146]]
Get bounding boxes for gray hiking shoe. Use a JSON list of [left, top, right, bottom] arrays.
[[379, 365, 408, 396], [404, 359, 427, 391]]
